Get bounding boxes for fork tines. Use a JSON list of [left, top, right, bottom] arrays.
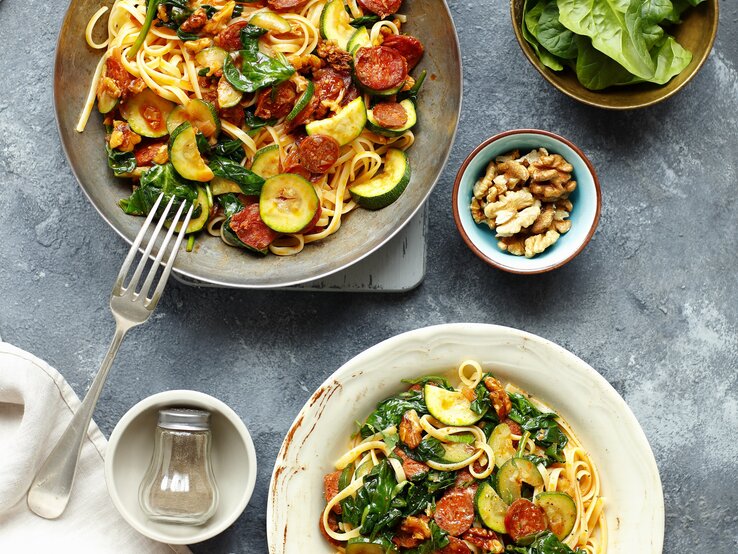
[[114, 193, 194, 309]]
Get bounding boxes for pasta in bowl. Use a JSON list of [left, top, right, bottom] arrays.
[[55, 0, 460, 287], [268, 324, 663, 553]]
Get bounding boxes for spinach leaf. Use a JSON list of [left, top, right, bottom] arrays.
[[522, 0, 566, 71], [244, 109, 276, 130], [405, 521, 450, 554], [470, 379, 491, 415], [119, 163, 197, 216], [342, 460, 403, 539], [350, 15, 380, 27], [402, 469, 456, 515], [401, 374, 453, 390], [508, 393, 568, 463], [209, 156, 265, 195], [535, 1, 578, 59], [574, 37, 643, 90], [506, 531, 586, 554], [213, 139, 246, 162], [403, 436, 445, 464], [360, 388, 428, 439], [106, 144, 136, 176], [222, 25, 294, 93], [218, 192, 244, 218], [398, 69, 427, 103]]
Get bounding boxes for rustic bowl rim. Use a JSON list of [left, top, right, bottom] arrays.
[[509, 0, 720, 110], [452, 129, 602, 274]]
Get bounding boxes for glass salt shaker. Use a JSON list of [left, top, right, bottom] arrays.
[[139, 408, 219, 525]]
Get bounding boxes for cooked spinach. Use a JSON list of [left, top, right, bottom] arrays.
[[119, 163, 197, 216], [508, 393, 567, 463], [243, 109, 276, 131], [470, 379, 491, 415], [195, 132, 211, 154], [213, 139, 246, 162], [106, 145, 136, 176], [350, 15, 380, 27], [402, 469, 456, 514], [398, 69, 427, 104], [209, 156, 265, 195], [523, 0, 705, 90], [223, 25, 295, 93], [405, 521, 450, 554], [402, 436, 445, 464], [360, 388, 428, 438], [341, 460, 403, 539], [218, 193, 243, 218], [130, 0, 190, 58], [506, 531, 586, 554]]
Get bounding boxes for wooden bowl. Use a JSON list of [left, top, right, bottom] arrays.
[[510, 0, 719, 110]]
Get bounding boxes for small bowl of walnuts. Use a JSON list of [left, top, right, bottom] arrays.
[[453, 129, 601, 273]]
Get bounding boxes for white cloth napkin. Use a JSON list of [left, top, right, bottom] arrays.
[[0, 341, 190, 554]]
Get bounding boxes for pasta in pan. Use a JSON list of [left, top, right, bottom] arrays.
[[78, 0, 425, 256], [321, 361, 606, 554]]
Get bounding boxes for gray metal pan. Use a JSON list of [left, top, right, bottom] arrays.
[[54, 0, 462, 288]]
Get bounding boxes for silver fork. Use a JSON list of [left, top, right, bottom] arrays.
[[27, 193, 193, 519]]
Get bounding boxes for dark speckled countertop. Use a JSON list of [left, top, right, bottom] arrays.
[[1, 0, 737, 552]]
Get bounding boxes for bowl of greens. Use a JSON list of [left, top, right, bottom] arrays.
[[511, 0, 718, 109]]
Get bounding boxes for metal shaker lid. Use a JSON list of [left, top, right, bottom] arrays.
[[157, 408, 211, 431]]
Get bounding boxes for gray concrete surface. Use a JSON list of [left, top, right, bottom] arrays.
[[1, 0, 737, 552]]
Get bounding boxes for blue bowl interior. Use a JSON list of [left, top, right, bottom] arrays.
[[457, 133, 598, 272]]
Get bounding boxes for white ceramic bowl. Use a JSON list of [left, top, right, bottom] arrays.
[[105, 390, 257, 545], [267, 323, 663, 553], [453, 130, 601, 273]]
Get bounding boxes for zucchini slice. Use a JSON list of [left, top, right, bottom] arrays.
[[319, 0, 355, 51], [97, 90, 118, 114], [306, 97, 366, 146], [349, 148, 410, 210], [168, 122, 214, 182], [168, 186, 210, 233], [218, 75, 243, 108], [210, 177, 242, 195], [423, 383, 484, 427], [260, 173, 320, 233], [496, 458, 544, 505], [439, 442, 476, 464], [346, 537, 398, 554], [251, 144, 281, 178], [120, 89, 174, 138], [475, 481, 508, 533], [446, 432, 476, 444], [490, 423, 517, 468], [250, 11, 291, 33], [536, 492, 577, 540], [166, 99, 221, 137], [347, 27, 371, 54], [366, 99, 417, 137], [195, 46, 228, 76], [287, 80, 315, 121]]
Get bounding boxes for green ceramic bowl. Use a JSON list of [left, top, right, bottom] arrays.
[[510, 0, 719, 110]]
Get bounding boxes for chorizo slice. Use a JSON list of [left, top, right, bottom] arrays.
[[267, 0, 308, 10], [229, 203, 279, 251], [255, 81, 298, 120], [323, 470, 342, 514], [434, 489, 475, 536], [354, 46, 407, 92], [215, 21, 249, 51], [358, 0, 402, 18], [393, 448, 429, 481], [318, 511, 344, 548], [381, 34, 424, 69], [372, 102, 408, 129], [504, 498, 548, 543], [298, 134, 340, 174]]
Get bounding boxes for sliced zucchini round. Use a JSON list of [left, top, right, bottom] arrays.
[[168, 186, 210, 233], [319, 0, 355, 50], [97, 90, 119, 114], [195, 46, 228, 76], [251, 144, 281, 178], [120, 88, 174, 138], [439, 442, 476, 464], [490, 423, 517, 469], [166, 99, 221, 137], [305, 97, 366, 146], [168, 122, 214, 182], [446, 432, 476, 444], [260, 173, 320, 233], [355, 460, 373, 480], [349, 148, 410, 210], [496, 458, 544, 505], [366, 99, 417, 137], [286, 80, 314, 121], [250, 11, 291, 33], [347, 27, 371, 54], [210, 177, 242, 195], [346, 537, 398, 554], [536, 492, 577, 540], [475, 481, 508, 533], [218, 75, 243, 108], [423, 383, 484, 427]]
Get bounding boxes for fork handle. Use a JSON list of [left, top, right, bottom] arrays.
[[27, 324, 129, 519]]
